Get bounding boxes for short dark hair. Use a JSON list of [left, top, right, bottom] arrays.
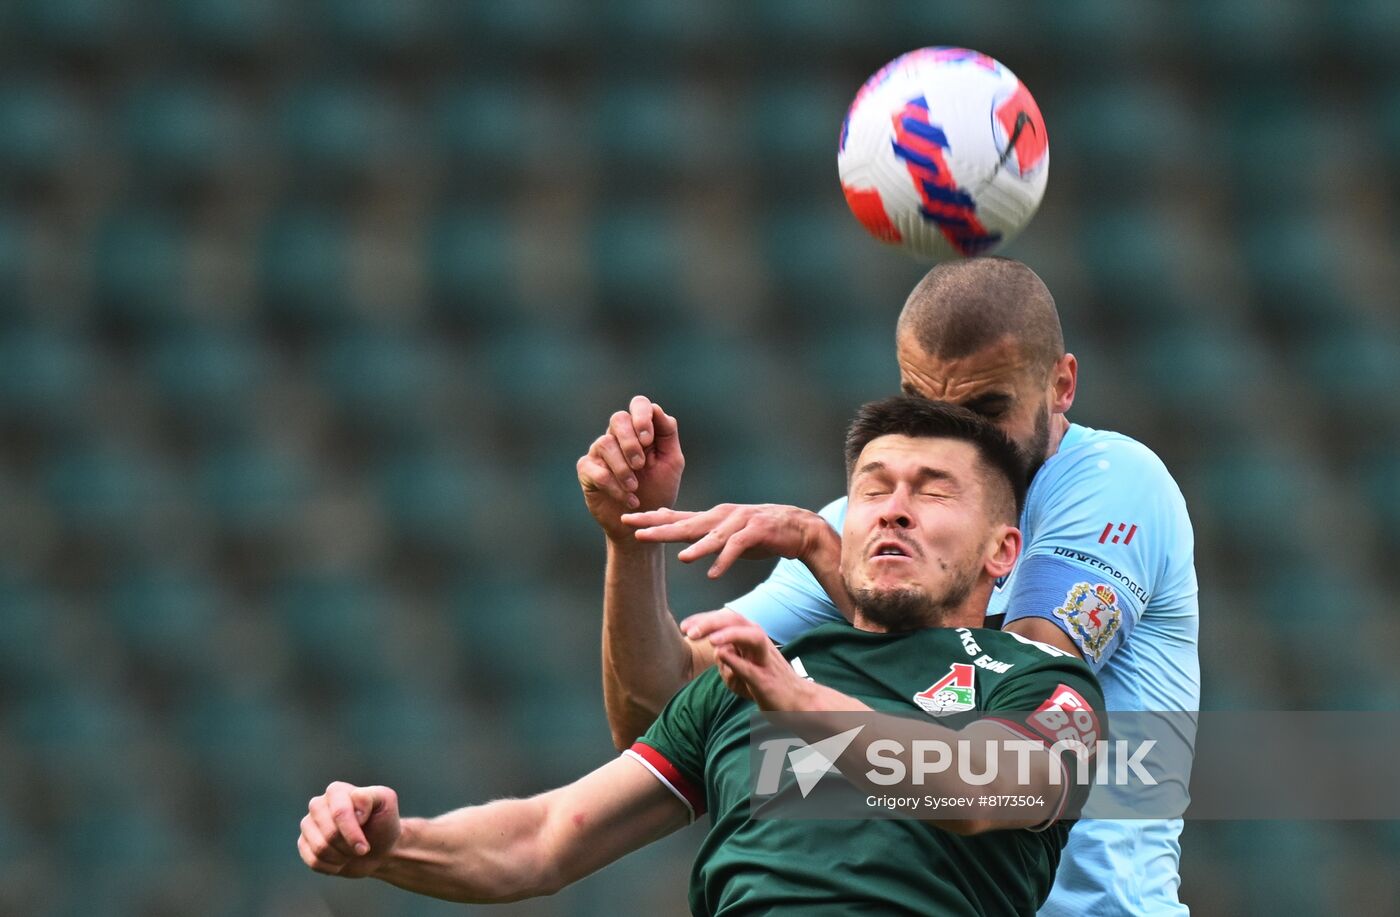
[[896, 256, 1063, 378], [844, 396, 1027, 521]]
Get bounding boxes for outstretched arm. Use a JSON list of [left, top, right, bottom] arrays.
[[578, 396, 712, 748], [299, 756, 690, 902]]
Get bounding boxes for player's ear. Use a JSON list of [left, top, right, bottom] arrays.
[[1050, 353, 1077, 414], [985, 524, 1020, 580]]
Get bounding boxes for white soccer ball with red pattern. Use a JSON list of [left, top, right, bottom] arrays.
[[838, 47, 1049, 262]]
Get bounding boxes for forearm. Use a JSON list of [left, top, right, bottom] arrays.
[[375, 798, 553, 903], [602, 540, 703, 748], [797, 518, 856, 622]]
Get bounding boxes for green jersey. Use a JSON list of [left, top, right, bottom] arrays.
[[628, 623, 1104, 916]]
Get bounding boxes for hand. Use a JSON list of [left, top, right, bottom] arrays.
[[681, 610, 814, 711], [298, 782, 401, 879], [577, 396, 684, 542], [623, 503, 831, 579]]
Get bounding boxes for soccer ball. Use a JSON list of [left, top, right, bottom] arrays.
[[837, 47, 1048, 262]]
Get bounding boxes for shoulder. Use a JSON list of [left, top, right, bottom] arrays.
[[669, 664, 736, 713], [1048, 426, 1177, 485], [977, 629, 1104, 706], [1030, 426, 1186, 515], [977, 627, 1082, 666]]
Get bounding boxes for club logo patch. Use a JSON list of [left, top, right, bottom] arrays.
[[1053, 582, 1122, 664], [913, 663, 976, 716]]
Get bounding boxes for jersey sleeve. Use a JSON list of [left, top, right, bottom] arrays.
[[981, 640, 1106, 829], [724, 497, 848, 645], [626, 669, 728, 821], [1001, 438, 1190, 671]]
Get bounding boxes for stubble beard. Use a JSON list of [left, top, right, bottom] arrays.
[[1019, 402, 1052, 483], [850, 561, 982, 633]]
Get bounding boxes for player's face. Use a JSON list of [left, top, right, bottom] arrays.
[[841, 435, 1013, 631], [896, 333, 1056, 478]]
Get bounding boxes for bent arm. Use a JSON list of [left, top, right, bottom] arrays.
[[602, 540, 713, 749], [376, 756, 690, 902]]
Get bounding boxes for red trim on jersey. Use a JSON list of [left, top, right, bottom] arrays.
[[626, 742, 706, 818], [983, 716, 1056, 748]]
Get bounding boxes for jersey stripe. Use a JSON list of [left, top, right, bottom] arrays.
[[625, 742, 706, 820]]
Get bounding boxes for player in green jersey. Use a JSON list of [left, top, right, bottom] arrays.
[[298, 398, 1103, 915]]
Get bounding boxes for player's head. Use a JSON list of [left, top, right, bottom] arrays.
[[840, 396, 1024, 633], [895, 256, 1076, 479]]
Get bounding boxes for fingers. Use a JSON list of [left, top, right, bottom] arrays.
[[300, 814, 349, 871], [627, 510, 713, 545], [695, 624, 766, 653], [713, 650, 753, 700], [620, 508, 697, 529], [308, 797, 356, 860], [650, 404, 679, 443], [714, 645, 763, 693], [625, 506, 747, 573], [629, 396, 656, 451], [610, 408, 647, 473], [629, 503, 796, 574], [578, 438, 639, 510], [350, 786, 387, 824], [680, 608, 751, 640], [706, 528, 760, 579], [324, 782, 370, 855], [626, 504, 740, 559], [299, 831, 343, 875], [594, 433, 637, 493], [682, 611, 773, 663], [675, 523, 739, 566]]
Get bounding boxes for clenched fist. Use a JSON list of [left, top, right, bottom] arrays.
[[298, 782, 401, 878]]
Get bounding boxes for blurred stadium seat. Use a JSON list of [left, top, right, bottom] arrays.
[[162, 0, 281, 54], [591, 205, 694, 323], [122, 82, 252, 186], [144, 328, 269, 436], [92, 209, 190, 330], [425, 206, 521, 325], [0, 328, 94, 433], [15, 0, 134, 55], [0, 81, 89, 183], [257, 207, 352, 328]]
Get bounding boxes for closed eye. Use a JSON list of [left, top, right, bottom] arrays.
[[959, 393, 1013, 419]]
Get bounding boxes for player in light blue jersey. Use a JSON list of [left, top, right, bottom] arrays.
[[578, 257, 1200, 915]]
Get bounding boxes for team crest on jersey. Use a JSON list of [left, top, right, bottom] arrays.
[[1052, 582, 1122, 664], [913, 663, 977, 716]]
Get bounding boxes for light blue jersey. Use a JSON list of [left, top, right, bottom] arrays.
[[728, 423, 1200, 915]]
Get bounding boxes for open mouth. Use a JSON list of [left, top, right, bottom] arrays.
[[870, 540, 914, 560]]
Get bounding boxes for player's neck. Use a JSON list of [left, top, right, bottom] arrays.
[[1044, 413, 1071, 461], [852, 588, 991, 634]]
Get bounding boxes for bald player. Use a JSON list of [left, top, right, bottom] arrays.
[[578, 257, 1200, 916]]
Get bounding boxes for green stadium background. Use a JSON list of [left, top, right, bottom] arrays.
[[1, 1, 1397, 914]]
